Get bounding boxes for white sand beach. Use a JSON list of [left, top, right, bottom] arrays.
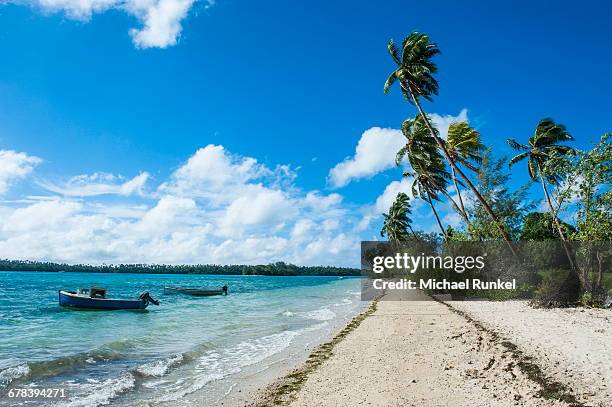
[[253, 291, 611, 407], [449, 300, 611, 406]]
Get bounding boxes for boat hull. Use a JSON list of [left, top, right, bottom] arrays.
[[58, 291, 148, 310], [164, 287, 226, 296]]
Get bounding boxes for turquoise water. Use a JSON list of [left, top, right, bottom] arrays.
[[0, 272, 364, 406]]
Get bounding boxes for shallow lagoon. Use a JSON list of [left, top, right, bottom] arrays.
[[0, 272, 364, 406]]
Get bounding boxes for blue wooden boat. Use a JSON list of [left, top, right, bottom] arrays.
[[58, 287, 159, 310]]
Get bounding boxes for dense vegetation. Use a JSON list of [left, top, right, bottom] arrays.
[[381, 31, 611, 307], [0, 260, 359, 277]]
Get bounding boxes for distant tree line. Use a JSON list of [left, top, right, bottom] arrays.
[[0, 260, 360, 277]]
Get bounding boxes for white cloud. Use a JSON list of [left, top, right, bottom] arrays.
[[352, 178, 415, 233], [139, 195, 198, 232], [21, 0, 213, 48], [2, 199, 81, 233], [0, 150, 42, 195], [374, 177, 415, 215], [328, 127, 404, 188], [158, 144, 276, 203], [299, 233, 358, 264], [0, 145, 361, 266], [443, 212, 463, 229], [127, 0, 195, 48], [360, 172, 459, 235], [290, 219, 315, 241], [321, 219, 339, 231], [328, 110, 468, 188], [34, 0, 114, 18], [303, 191, 342, 210], [0, 124, 479, 266], [39, 172, 149, 197], [220, 187, 296, 229], [429, 109, 468, 140]]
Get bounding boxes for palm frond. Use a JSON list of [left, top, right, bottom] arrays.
[[383, 71, 398, 95], [401, 117, 415, 136], [463, 152, 483, 164], [395, 145, 408, 166], [534, 118, 574, 146], [507, 138, 529, 151], [459, 158, 480, 172], [400, 84, 414, 104], [548, 145, 577, 156], [386, 32, 440, 101], [380, 191, 414, 243], [447, 122, 483, 171], [387, 39, 401, 65], [508, 151, 529, 167], [527, 158, 538, 180]]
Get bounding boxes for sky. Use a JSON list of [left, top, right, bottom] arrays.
[[0, 0, 610, 266]]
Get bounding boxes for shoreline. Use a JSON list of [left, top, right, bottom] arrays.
[[248, 299, 379, 407], [213, 297, 371, 407], [0, 273, 367, 407], [250, 291, 610, 406]]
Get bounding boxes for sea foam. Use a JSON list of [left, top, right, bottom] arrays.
[[302, 308, 336, 321], [0, 364, 30, 387], [157, 329, 300, 401], [135, 354, 184, 377], [60, 373, 136, 407]]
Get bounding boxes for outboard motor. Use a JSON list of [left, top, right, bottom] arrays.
[[139, 291, 160, 306], [222, 285, 228, 295]]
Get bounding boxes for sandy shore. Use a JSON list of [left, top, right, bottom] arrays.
[[449, 300, 611, 406], [253, 290, 610, 407]]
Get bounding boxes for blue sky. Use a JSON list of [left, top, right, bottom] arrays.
[[0, 0, 610, 265]]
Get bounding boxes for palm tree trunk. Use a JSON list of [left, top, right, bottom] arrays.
[[451, 166, 470, 227], [596, 251, 603, 289], [408, 225, 418, 239], [552, 183, 564, 215], [427, 194, 446, 238], [583, 177, 593, 238], [539, 171, 567, 242], [538, 164, 577, 272], [425, 173, 470, 226], [402, 82, 515, 254]]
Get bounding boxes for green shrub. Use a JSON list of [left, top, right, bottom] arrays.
[[532, 269, 581, 308]]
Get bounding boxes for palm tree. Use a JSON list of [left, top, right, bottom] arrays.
[[384, 32, 515, 252], [395, 115, 438, 170], [411, 173, 446, 237], [395, 117, 451, 238], [381, 192, 415, 244], [446, 122, 485, 228], [507, 118, 576, 243], [396, 115, 470, 228]]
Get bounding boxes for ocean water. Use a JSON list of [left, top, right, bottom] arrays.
[[0, 272, 365, 406]]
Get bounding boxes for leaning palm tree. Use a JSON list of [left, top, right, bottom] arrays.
[[384, 32, 515, 251], [396, 115, 469, 227], [411, 173, 446, 237], [446, 122, 485, 227], [395, 115, 438, 170], [398, 123, 451, 239], [507, 118, 576, 243], [381, 192, 415, 244]]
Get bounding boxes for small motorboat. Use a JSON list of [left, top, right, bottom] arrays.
[[164, 285, 228, 296], [58, 287, 159, 310]]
